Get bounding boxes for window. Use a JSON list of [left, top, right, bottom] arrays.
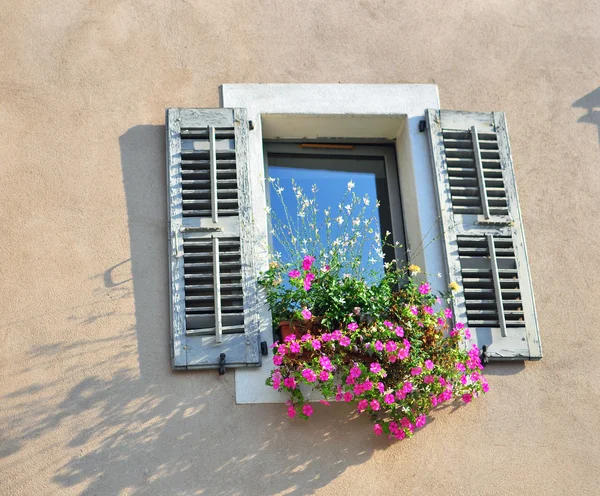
[[264, 143, 407, 276], [166, 85, 541, 403]]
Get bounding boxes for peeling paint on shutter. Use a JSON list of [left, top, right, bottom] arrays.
[[426, 110, 542, 361], [166, 108, 261, 369]]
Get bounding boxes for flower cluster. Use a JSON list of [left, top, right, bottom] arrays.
[[266, 261, 488, 440]]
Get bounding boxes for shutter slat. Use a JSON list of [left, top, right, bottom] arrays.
[[426, 109, 542, 360]]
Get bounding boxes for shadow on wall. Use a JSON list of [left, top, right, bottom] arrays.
[[573, 87, 600, 145]]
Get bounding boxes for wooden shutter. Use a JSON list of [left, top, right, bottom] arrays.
[[166, 108, 261, 369], [426, 110, 542, 360]]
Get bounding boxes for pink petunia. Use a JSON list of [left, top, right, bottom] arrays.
[[304, 273, 315, 291], [287, 406, 296, 418], [385, 341, 397, 353], [302, 368, 317, 382], [339, 336, 351, 346], [419, 283, 431, 295], [423, 375, 435, 384], [415, 414, 427, 428], [455, 322, 465, 330], [362, 380, 373, 391], [357, 399, 369, 413], [444, 308, 453, 319], [370, 362, 382, 374], [384, 393, 395, 405], [273, 355, 283, 366], [395, 326, 404, 337], [302, 404, 314, 417], [395, 390, 406, 400], [411, 367, 422, 376], [283, 377, 297, 389], [373, 424, 383, 436], [397, 348, 409, 360], [272, 378, 281, 390], [319, 356, 334, 371], [437, 317, 445, 326], [402, 382, 413, 394], [431, 395, 439, 407], [423, 306, 434, 315], [301, 333, 311, 342], [383, 320, 393, 329], [462, 393, 473, 404], [288, 269, 301, 279], [311, 339, 322, 350], [425, 360, 434, 370], [388, 354, 398, 363], [464, 328, 472, 339], [319, 370, 330, 381], [343, 392, 353, 403], [455, 363, 466, 372], [302, 255, 315, 271], [349, 366, 362, 379], [400, 417, 411, 428], [378, 382, 385, 393], [347, 322, 359, 331], [410, 306, 419, 316], [395, 429, 406, 440], [284, 335, 296, 343], [375, 340, 384, 351], [301, 308, 312, 320], [331, 329, 343, 340], [321, 333, 332, 342], [482, 382, 490, 393], [370, 399, 381, 411], [289, 342, 300, 353]]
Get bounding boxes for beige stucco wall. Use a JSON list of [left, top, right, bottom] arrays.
[[1, 1, 599, 494]]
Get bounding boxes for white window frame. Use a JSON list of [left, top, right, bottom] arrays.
[[222, 84, 442, 404]]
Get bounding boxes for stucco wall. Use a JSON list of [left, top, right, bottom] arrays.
[[1, 1, 599, 495]]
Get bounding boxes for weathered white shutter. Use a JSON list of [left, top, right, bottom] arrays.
[[426, 110, 542, 360], [166, 108, 262, 370]]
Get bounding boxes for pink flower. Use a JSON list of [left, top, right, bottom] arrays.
[[287, 406, 296, 418], [455, 322, 465, 330], [277, 344, 287, 354], [402, 382, 413, 394], [311, 340, 321, 350], [284, 335, 296, 343], [319, 356, 334, 371], [272, 378, 281, 390], [273, 355, 283, 366], [375, 340, 384, 352], [301, 333, 311, 342], [385, 341, 397, 353], [425, 360, 434, 370], [400, 417, 411, 428], [373, 424, 383, 436], [377, 382, 385, 393], [464, 328, 472, 339], [339, 336, 351, 346], [460, 374, 468, 385], [347, 322, 359, 331], [397, 348, 409, 360], [283, 377, 296, 389], [321, 333, 332, 342], [357, 399, 369, 413], [462, 393, 473, 404], [419, 283, 431, 295], [395, 429, 406, 440], [383, 320, 393, 329], [288, 269, 301, 279], [331, 329, 343, 340], [343, 392, 353, 403], [411, 367, 422, 376], [410, 306, 418, 316], [431, 395, 439, 407], [416, 414, 427, 428], [302, 404, 314, 417], [423, 306, 434, 315], [444, 308, 453, 319], [423, 375, 435, 384], [370, 399, 381, 411], [482, 382, 490, 393], [384, 393, 395, 405], [301, 308, 312, 320], [302, 255, 315, 271], [349, 366, 362, 379], [395, 326, 404, 337], [303, 272, 315, 291], [388, 354, 398, 363], [395, 390, 406, 400], [290, 342, 300, 353], [455, 363, 466, 372], [437, 317, 445, 326], [319, 400, 330, 406], [302, 368, 317, 382], [322, 265, 331, 272], [370, 362, 382, 374], [319, 370, 330, 381]]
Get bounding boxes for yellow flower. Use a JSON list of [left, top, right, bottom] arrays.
[[269, 261, 279, 269], [408, 264, 421, 275], [449, 281, 459, 292], [273, 278, 282, 286]]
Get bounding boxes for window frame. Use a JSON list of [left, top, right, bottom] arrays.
[[221, 84, 442, 404]]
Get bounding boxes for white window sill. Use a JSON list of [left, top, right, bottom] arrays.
[[221, 84, 442, 404]]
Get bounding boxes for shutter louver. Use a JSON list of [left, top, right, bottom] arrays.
[[426, 110, 542, 360], [167, 108, 261, 370]]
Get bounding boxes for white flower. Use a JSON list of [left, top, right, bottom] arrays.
[[347, 180, 355, 190], [336, 216, 344, 225], [385, 230, 391, 237], [437, 272, 443, 278], [369, 257, 377, 264], [298, 211, 305, 218], [268, 177, 275, 183], [363, 196, 370, 206], [311, 184, 318, 193], [276, 187, 284, 194], [345, 204, 352, 214], [324, 208, 330, 216], [353, 218, 360, 226]]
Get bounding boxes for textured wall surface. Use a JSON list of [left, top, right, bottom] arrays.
[[1, 1, 599, 495]]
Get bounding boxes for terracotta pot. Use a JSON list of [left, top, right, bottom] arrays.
[[278, 321, 310, 341]]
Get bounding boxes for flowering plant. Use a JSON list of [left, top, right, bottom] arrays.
[[259, 179, 488, 440]]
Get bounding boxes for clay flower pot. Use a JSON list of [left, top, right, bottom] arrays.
[[278, 320, 311, 341]]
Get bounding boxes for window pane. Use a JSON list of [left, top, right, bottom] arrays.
[[267, 152, 395, 279]]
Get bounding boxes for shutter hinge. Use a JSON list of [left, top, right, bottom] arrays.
[[249, 120, 255, 131], [261, 341, 269, 356], [218, 353, 227, 375], [419, 120, 427, 132], [480, 345, 490, 367]]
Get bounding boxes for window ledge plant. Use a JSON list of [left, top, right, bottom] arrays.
[[259, 178, 488, 440]]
